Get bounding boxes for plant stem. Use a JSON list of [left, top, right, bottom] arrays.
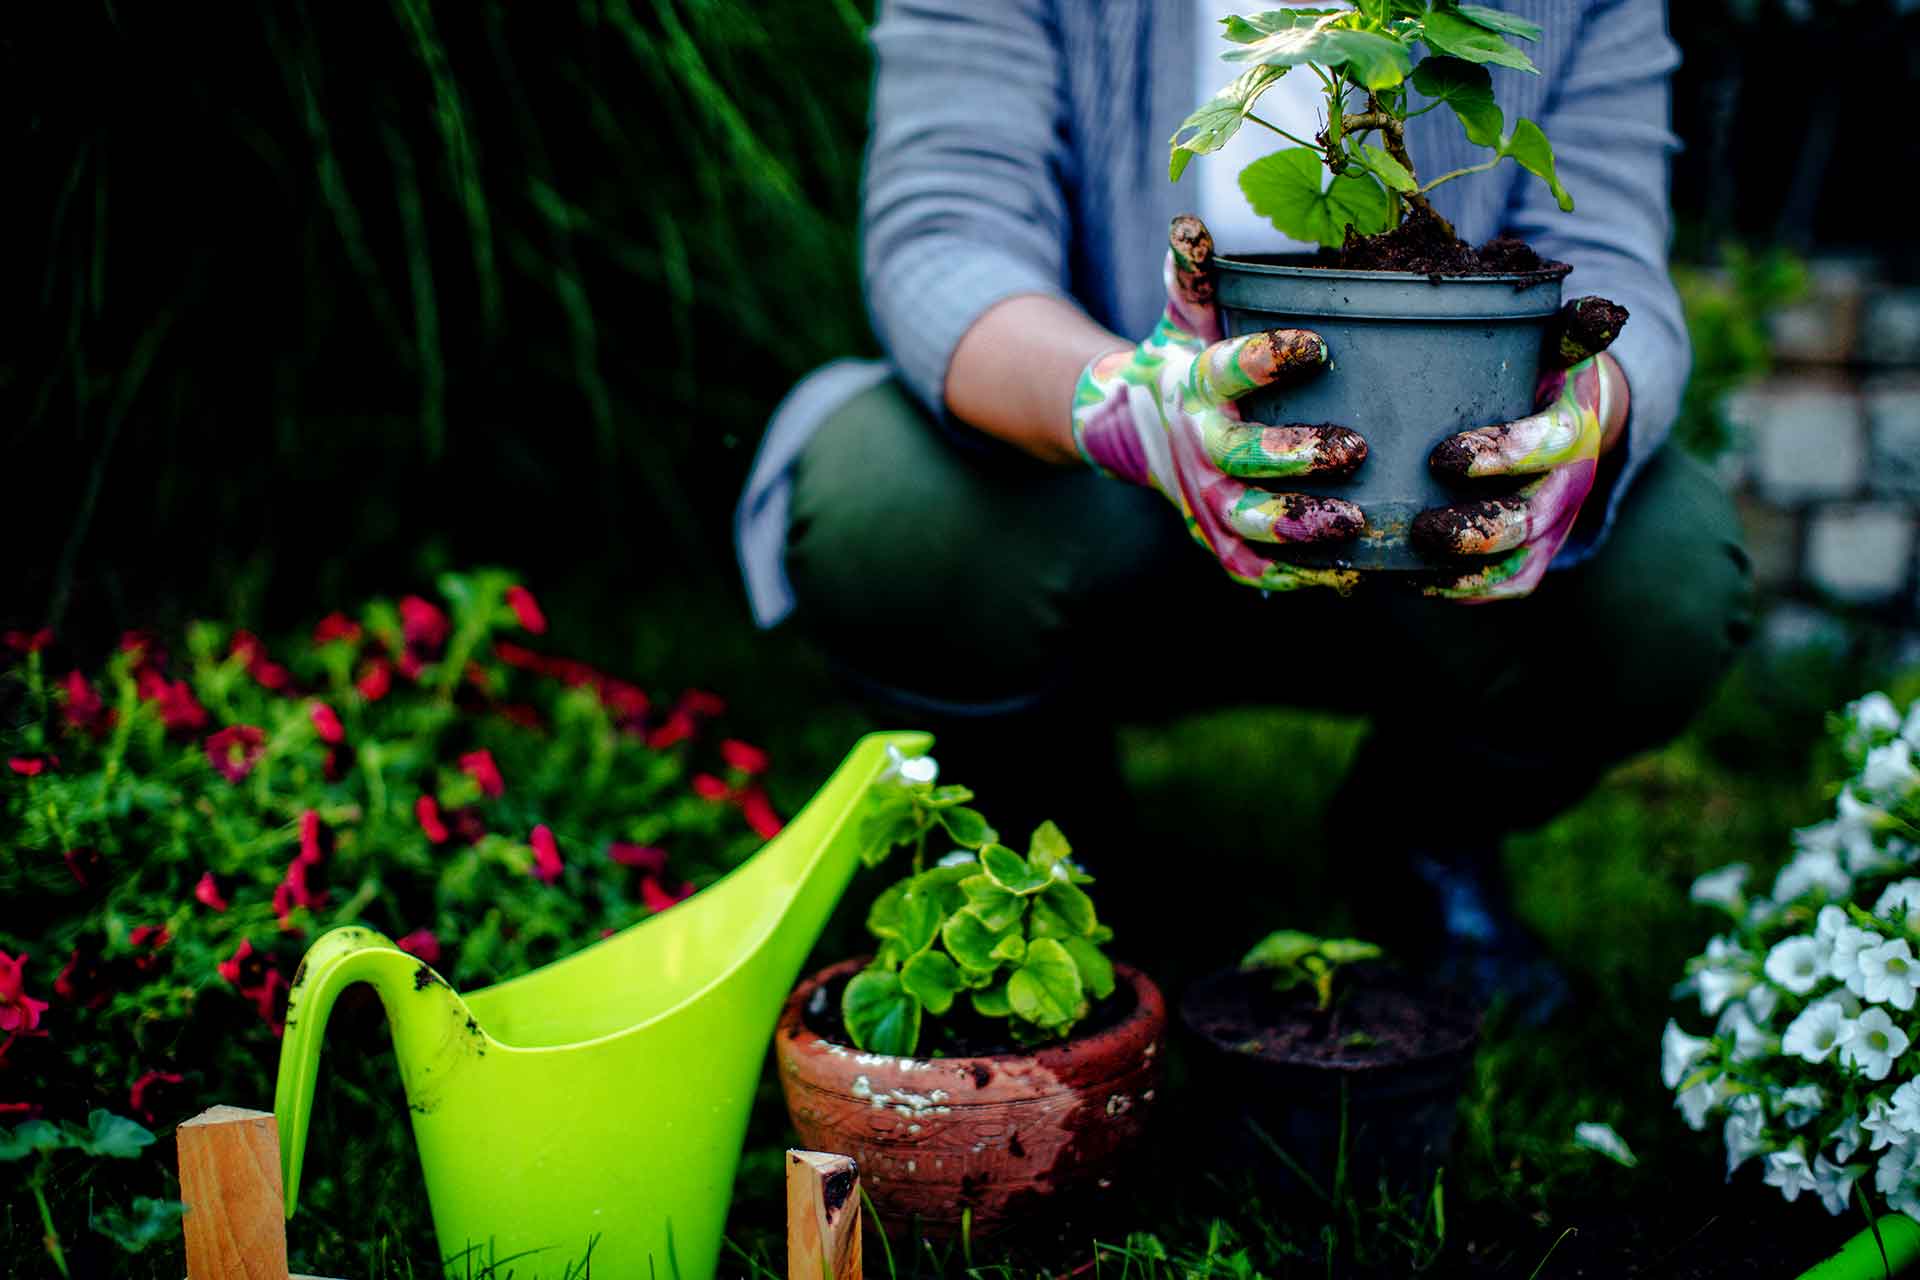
[[1350, 94, 1454, 234], [31, 1161, 70, 1279], [1415, 157, 1505, 197], [1245, 112, 1322, 152]]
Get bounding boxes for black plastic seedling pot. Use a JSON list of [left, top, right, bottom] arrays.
[[1214, 255, 1569, 570]]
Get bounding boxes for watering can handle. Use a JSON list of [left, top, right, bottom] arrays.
[[273, 926, 457, 1219]]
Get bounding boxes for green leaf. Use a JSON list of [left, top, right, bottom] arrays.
[[1451, 4, 1543, 40], [90, 1197, 186, 1254], [1356, 143, 1415, 193], [1501, 118, 1573, 211], [897, 887, 943, 954], [991, 934, 1028, 965], [0, 1120, 66, 1161], [1029, 820, 1073, 876], [1008, 939, 1087, 1030], [1041, 879, 1098, 936], [908, 862, 975, 916], [961, 874, 1026, 931], [981, 843, 1050, 895], [1170, 64, 1287, 183], [1242, 929, 1322, 970], [1411, 55, 1504, 148], [1223, 20, 1413, 91], [922, 785, 975, 809], [943, 906, 1015, 971], [842, 969, 922, 1056], [866, 880, 906, 939], [971, 982, 1012, 1018], [857, 793, 914, 868], [1240, 147, 1392, 249], [901, 950, 965, 1016], [937, 806, 997, 850], [1063, 937, 1117, 1001], [1220, 10, 1342, 43], [1419, 10, 1538, 73], [81, 1111, 155, 1160], [1319, 938, 1384, 964]]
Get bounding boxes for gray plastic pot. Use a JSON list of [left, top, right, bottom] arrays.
[[1214, 254, 1568, 570]]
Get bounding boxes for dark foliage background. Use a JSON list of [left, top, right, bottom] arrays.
[[6, 0, 1916, 640]]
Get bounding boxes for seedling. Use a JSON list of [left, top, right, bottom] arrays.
[[1242, 930, 1384, 1012], [1170, 2, 1572, 248]]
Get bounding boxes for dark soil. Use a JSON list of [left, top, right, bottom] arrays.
[[1181, 963, 1478, 1069], [1323, 206, 1570, 279], [802, 966, 1137, 1058]]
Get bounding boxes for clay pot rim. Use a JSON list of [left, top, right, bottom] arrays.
[[781, 954, 1165, 1069], [1177, 964, 1481, 1076]]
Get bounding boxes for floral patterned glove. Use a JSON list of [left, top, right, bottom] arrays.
[[1411, 299, 1631, 602], [1071, 216, 1368, 593]]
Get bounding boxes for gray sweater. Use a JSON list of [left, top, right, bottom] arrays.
[[738, 0, 1688, 626]]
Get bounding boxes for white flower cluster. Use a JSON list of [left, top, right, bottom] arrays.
[[1670, 692, 1920, 1217]]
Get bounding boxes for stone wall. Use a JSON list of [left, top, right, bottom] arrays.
[[1722, 259, 1920, 628]]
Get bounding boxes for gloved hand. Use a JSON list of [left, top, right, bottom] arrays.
[[1071, 216, 1368, 593], [1412, 299, 1631, 602]]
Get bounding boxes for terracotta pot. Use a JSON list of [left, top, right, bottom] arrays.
[[774, 956, 1165, 1238]]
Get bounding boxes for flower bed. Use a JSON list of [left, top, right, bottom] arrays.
[[0, 570, 783, 1272]]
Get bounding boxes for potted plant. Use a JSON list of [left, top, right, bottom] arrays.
[[1178, 930, 1479, 1198], [1170, 3, 1625, 568], [1670, 691, 1920, 1279], [774, 751, 1164, 1238]]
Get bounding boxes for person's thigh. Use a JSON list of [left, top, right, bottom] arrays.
[[784, 377, 1197, 707]]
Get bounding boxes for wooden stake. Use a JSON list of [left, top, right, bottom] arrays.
[[786, 1150, 861, 1280], [177, 1104, 339, 1280]]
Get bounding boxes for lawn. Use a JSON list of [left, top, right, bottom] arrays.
[[146, 587, 1901, 1279]]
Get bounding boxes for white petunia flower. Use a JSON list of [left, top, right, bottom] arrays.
[[1878, 880, 1920, 933], [1878, 1140, 1920, 1201], [1889, 1081, 1920, 1138], [1676, 1076, 1726, 1132], [1690, 864, 1749, 913], [1863, 1097, 1909, 1152], [1836, 925, 1884, 993], [1717, 1002, 1775, 1062], [1663, 1019, 1713, 1089], [1841, 1008, 1912, 1080], [1766, 935, 1828, 994], [881, 745, 939, 786], [1777, 1084, 1825, 1128], [1572, 1122, 1638, 1167], [1903, 699, 1920, 750], [1748, 982, 1781, 1024], [1813, 1155, 1863, 1216], [1725, 1107, 1771, 1178], [1859, 939, 1920, 1011], [1696, 937, 1757, 1017], [1775, 847, 1852, 905], [1833, 1112, 1868, 1163], [1863, 740, 1919, 805], [1781, 999, 1854, 1064], [1765, 1144, 1820, 1201], [1850, 692, 1904, 741]]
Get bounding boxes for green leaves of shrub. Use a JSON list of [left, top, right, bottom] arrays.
[[1410, 59, 1572, 212], [1222, 11, 1412, 91], [1169, 65, 1285, 182], [841, 820, 1117, 1056], [1240, 148, 1392, 249]]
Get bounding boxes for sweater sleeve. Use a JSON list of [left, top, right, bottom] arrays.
[[1505, 0, 1691, 562], [862, 0, 1078, 420]]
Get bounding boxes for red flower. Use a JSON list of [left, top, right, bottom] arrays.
[[297, 810, 331, 866], [0, 951, 50, 1035], [496, 703, 542, 730], [494, 641, 542, 670], [449, 807, 487, 845], [55, 947, 110, 1009], [310, 702, 344, 745], [400, 595, 450, 650], [218, 940, 289, 1033], [64, 847, 104, 888], [61, 670, 106, 734], [129, 926, 171, 973], [217, 939, 263, 988], [691, 773, 731, 801], [641, 876, 694, 913], [230, 631, 291, 691], [138, 670, 208, 733], [683, 690, 727, 717], [530, 825, 564, 884], [8, 756, 53, 777], [396, 650, 425, 682], [129, 1070, 185, 1122], [3, 628, 52, 654], [721, 740, 769, 775], [505, 585, 548, 635], [0, 1103, 42, 1119], [646, 709, 697, 750], [598, 679, 649, 723], [356, 658, 393, 701], [460, 750, 504, 798], [205, 725, 266, 782], [194, 871, 231, 913], [608, 843, 668, 875], [395, 930, 442, 966], [739, 785, 786, 839], [416, 795, 450, 844], [313, 612, 363, 647], [119, 630, 162, 667]]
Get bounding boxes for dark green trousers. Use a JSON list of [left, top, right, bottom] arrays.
[[785, 377, 1754, 849]]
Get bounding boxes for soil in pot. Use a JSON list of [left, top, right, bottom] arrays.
[[1322, 205, 1560, 277], [1179, 962, 1480, 1198]]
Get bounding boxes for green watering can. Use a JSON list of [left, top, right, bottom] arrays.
[[275, 730, 930, 1279]]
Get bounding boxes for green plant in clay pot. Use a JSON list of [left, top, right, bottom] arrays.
[[1150, 1, 1631, 579], [774, 748, 1165, 1238], [1178, 928, 1479, 1198]]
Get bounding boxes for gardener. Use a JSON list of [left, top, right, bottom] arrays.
[[734, 0, 1753, 1014]]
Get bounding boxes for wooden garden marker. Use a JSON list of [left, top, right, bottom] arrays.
[[785, 1149, 861, 1280], [177, 1104, 339, 1280]]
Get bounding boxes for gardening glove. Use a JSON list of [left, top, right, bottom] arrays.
[[1411, 299, 1631, 602], [1071, 215, 1368, 593]]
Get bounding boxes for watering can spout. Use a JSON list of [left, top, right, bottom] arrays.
[[274, 926, 479, 1217]]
